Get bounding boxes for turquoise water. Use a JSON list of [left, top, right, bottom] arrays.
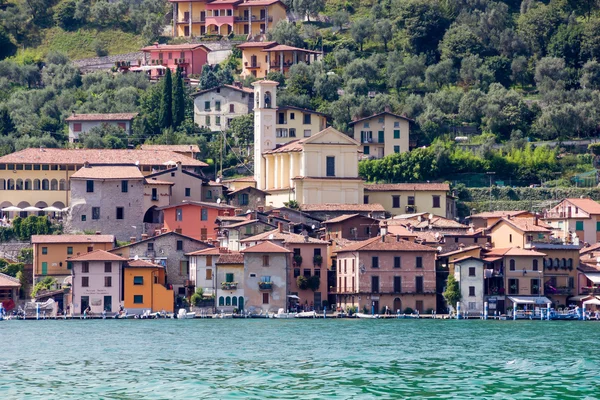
[[1, 319, 599, 399]]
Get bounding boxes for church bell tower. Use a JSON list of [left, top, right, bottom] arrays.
[[252, 80, 278, 190]]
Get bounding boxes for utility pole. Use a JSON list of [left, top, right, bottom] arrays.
[[486, 172, 495, 212]]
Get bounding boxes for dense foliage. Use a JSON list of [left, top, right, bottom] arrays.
[[0, 216, 58, 241]]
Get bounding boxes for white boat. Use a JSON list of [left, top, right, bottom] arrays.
[[177, 308, 196, 319], [356, 312, 380, 319], [295, 310, 317, 318], [214, 311, 233, 319], [273, 308, 296, 319]]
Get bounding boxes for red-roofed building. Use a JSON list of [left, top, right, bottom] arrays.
[[140, 43, 210, 79], [349, 111, 414, 159], [66, 113, 138, 143], [123, 258, 174, 313], [364, 183, 455, 219], [543, 198, 600, 244], [239, 41, 321, 78], [162, 200, 236, 241]]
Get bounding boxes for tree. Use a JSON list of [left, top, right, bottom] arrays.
[[0, 27, 17, 60], [228, 114, 254, 146], [443, 275, 461, 311], [292, 0, 324, 22], [331, 9, 349, 31], [54, 0, 78, 30], [199, 65, 219, 90], [172, 67, 185, 128], [534, 57, 568, 93], [159, 68, 173, 129], [351, 17, 371, 52], [394, 0, 451, 55], [268, 21, 304, 48], [580, 60, 600, 90], [31, 276, 56, 298], [439, 24, 485, 65], [374, 19, 394, 52], [517, 1, 565, 56], [425, 59, 456, 89], [0, 107, 15, 136]]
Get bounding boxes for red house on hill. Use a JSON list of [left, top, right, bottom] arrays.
[[161, 201, 236, 241], [140, 43, 211, 79]]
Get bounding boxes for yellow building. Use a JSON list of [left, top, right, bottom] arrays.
[[364, 183, 455, 219], [31, 234, 115, 284], [348, 111, 413, 159], [123, 259, 174, 313], [487, 217, 552, 249], [171, 0, 287, 37], [275, 106, 327, 144], [253, 80, 363, 207], [0, 148, 207, 211], [238, 42, 320, 78]]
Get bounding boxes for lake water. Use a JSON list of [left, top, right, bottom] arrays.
[[1, 319, 598, 399]]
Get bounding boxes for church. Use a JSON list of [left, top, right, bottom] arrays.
[[252, 80, 364, 208]]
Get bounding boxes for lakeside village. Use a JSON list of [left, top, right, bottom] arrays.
[[3, 81, 600, 322]]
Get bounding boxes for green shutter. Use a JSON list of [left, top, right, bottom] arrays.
[[41, 262, 47, 275], [363, 146, 370, 155], [226, 273, 234, 283], [378, 131, 384, 143], [393, 130, 400, 139], [576, 221, 584, 231], [596, 221, 600, 232]]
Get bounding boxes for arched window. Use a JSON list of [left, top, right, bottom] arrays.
[[0, 179, 5, 190], [544, 258, 551, 268], [50, 179, 58, 191], [533, 259, 538, 271], [7, 179, 14, 190], [225, 296, 231, 306], [33, 179, 40, 190], [554, 258, 559, 267], [567, 258, 573, 268], [509, 259, 515, 271], [42, 179, 49, 190], [24, 179, 31, 190], [218, 296, 224, 306], [59, 179, 66, 191], [15, 179, 23, 190], [264, 91, 272, 108], [561, 258, 566, 268], [232, 296, 237, 307]]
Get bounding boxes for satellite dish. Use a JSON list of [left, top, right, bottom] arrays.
[[216, 178, 221, 183], [134, 255, 139, 260], [311, 224, 315, 229], [429, 214, 434, 220], [216, 198, 221, 204], [268, 234, 274, 240]]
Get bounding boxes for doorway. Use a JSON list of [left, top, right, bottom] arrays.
[[81, 296, 89, 314], [393, 297, 402, 313]]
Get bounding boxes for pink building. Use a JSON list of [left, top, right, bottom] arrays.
[[335, 234, 437, 314], [140, 43, 211, 79]]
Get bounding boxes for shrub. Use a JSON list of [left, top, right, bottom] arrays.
[[93, 40, 108, 57], [296, 275, 309, 290], [403, 307, 414, 314]]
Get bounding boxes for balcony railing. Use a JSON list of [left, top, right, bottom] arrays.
[[545, 286, 572, 295], [245, 62, 261, 69], [145, 250, 156, 258], [259, 281, 273, 291], [581, 287, 600, 295], [221, 282, 238, 290], [234, 15, 273, 22]]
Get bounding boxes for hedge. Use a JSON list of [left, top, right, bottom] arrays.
[[458, 187, 600, 202]]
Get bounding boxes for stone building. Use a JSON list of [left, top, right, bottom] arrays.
[[192, 84, 254, 131]]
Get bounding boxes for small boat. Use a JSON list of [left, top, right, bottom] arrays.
[[295, 310, 317, 319], [214, 311, 233, 319], [177, 308, 196, 319], [549, 309, 579, 320], [356, 312, 380, 319], [273, 308, 296, 319]]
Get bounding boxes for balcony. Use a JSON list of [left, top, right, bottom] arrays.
[[544, 211, 571, 219], [258, 281, 273, 291], [245, 62, 261, 69], [174, 58, 190, 65], [145, 250, 156, 258], [580, 287, 600, 295], [234, 15, 273, 22], [221, 282, 238, 290], [545, 286, 572, 295]]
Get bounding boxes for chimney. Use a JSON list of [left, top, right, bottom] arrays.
[[154, 42, 159, 47], [141, 234, 148, 241], [258, 206, 264, 213], [380, 221, 388, 236], [278, 222, 283, 233], [211, 239, 220, 247], [384, 105, 391, 113], [84, 162, 91, 168], [396, 234, 401, 242], [130, 237, 136, 243], [534, 214, 539, 226], [176, 161, 182, 170], [459, 243, 465, 249], [219, 247, 228, 254], [161, 228, 168, 234]]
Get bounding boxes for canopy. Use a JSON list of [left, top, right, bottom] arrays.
[[583, 297, 600, 306], [1, 206, 22, 212], [570, 295, 592, 301], [508, 296, 552, 305], [287, 295, 300, 300], [583, 273, 600, 285], [42, 206, 62, 212], [22, 206, 41, 212]]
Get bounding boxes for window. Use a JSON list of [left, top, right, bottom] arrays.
[[82, 262, 89, 273], [432, 195, 441, 208], [200, 228, 207, 241], [415, 276, 423, 293], [469, 286, 475, 296], [204, 101, 210, 111], [67, 261, 72, 270], [289, 112, 295, 120], [177, 240, 183, 251], [262, 292, 269, 304], [81, 215, 87, 221], [363, 122, 370, 128], [394, 276, 401, 293], [215, 101, 221, 111], [416, 257, 423, 269], [86, 180, 94, 193], [509, 234, 512, 243], [468, 267, 476, 277], [597, 221, 600, 232], [392, 196, 400, 208], [372, 256, 379, 269], [105, 276, 112, 287], [393, 129, 400, 139], [73, 123, 82, 132], [531, 279, 540, 295], [394, 145, 400, 153], [216, 116, 221, 126], [147, 242, 154, 251], [364, 195, 369, 204], [262, 255, 270, 266], [576, 221, 584, 231], [104, 262, 112, 273], [185, 188, 191, 197], [326, 156, 335, 177], [509, 259, 515, 271], [303, 113, 311, 124], [92, 207, 100, 220], [201, 208, 208, 221], [121, 180, 128, 193], [229, 104, 235, 113], [303, 269, 311, 278], [206, 190, 212, 199], [116, 207, 124, 220], [371, 276, 379, 293], [363, 146, 370, 155], [508, 278, 518, 294], [394, 121, 400, 128], [87, 246, 93, 253], [41, 246, 48, 255], [206, 269, 213, 280], [239, 193, 249, 206], [394, 256, 401, 269], [133, 295, 143, 304], [104, 296, 112, 312], [289, 128, 296, 137], [225, 273, 234, 283], [533, 259, 538, 271], [568, 277, 574, 289], [180, 261, 188, 275], [304, 130, 311, 137], [407, 196, 415, 206], [176, 208, 183, 221], [133, 276, 144, 285], [82, 277, 89, 287], [205, 116, 210, 125], [151, 188, 158, 201]]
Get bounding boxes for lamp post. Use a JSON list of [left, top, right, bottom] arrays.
[[486, 172, 496, 212]]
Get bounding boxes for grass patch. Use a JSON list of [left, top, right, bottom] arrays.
[[36, 27, 145, 60]]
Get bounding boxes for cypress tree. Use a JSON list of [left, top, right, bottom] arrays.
[[172, 67, 185, 129], [159, 68, 173, 129]]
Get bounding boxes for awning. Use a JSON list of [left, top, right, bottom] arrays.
[[569, 295, 592, 301], [583, 297, 600, 306], [287, 295, 300, 300], [584, 273, 600, 284], [508, 296, 552, 305]]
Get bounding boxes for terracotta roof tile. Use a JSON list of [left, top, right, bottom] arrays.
[[70, 166, 144, 180], [348, 111, 414, 125], [192, 84, 254, 97], [216, 252, 244, 264], [0, 272, 21, 288], [365, 183, 450, 192], [159, 200, 235, 210], [65, 113, 137, 122], [337, 234, 437, 253], [236, 41, 277, 48], [386, 225, 419, 237], [241, 241, 291, 253], [223, 219, 273, 229], [322, 214, 363, 224], [126, 259, 164, 268], [262, 45, 320, 54], [186, 247, 221, 256], [581, 242, 600, 255], [300, 203, 386, 212], [68, 250, 127, 262], [237, 0, 284, 6], [491, 217, 551, 233], [32, 234, 115, 244], [470, 210, 530, 219], [240, 228, 328, 244], [439, 245, 482, 258], [563, 198, 600, 215], [144, 179, 174, 185], [222, 176, 256, 183], [484, 248, 546, 257], [263, 139, 305, 154], [140, 144, 200, 153], [0, 148, 207, 167]]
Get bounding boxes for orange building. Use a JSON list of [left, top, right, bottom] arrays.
[[123, 259, 174, 313], [31, 234, 115, 285], [238, 41, 321, 78], [161, 201, 236, 241]]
